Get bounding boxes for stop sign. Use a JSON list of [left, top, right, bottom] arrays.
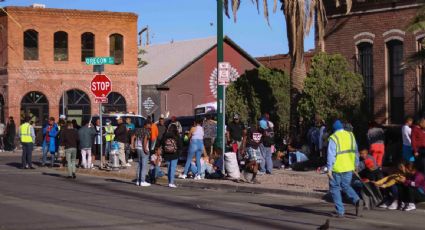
[[91, 74, 112, 98]]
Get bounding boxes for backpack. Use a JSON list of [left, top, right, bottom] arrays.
[[163, 137, 177, 154]]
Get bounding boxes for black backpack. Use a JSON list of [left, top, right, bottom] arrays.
[[163, 137, 177, 154]]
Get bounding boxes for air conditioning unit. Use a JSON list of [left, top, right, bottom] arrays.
[[31, 4, 46, 8]]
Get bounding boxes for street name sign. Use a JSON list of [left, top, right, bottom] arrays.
[[95, 97, 108, 104], [85, 57, 115, 65]]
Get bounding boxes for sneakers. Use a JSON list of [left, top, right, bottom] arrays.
[[135, 181, 141, 186], [387, 200, 398, 210], [378, 203, 388, 209], [398, 202, 406, 210], [194, 175, 202, 180], [125, 163, 131, 167], [178, 174, 187, 179], [355, 200, 364, 217], [403, 203, 416, 211], [128, 159, 133, 163], [140, 182, 151, 187], [168, 183, 177, 188]]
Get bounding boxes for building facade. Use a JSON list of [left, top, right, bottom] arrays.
[[323, 0, 422, 124], [140, 37, 260, 119], [0, 6, 138, 126]]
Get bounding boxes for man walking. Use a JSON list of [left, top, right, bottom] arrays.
[[19, 116, 35, 169], [327, 120, 363, 218], [61, 121, 79, 178]]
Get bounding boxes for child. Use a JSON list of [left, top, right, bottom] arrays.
[[358, 148, 383, 182], [149, 147, 164, 184]]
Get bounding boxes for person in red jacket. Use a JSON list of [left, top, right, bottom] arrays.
[[411, 118, 425, 173]]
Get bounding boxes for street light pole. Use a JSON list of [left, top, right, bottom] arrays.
[[217, 0, 225, 172]]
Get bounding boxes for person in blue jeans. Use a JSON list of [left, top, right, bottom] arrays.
[[149, 146, 165, 184], [162, 124, 182, 188], [131, 121, 151, 187], [180, 119, 204, 180], [327, 120, 363, 218], [259, 119, 274, 174]]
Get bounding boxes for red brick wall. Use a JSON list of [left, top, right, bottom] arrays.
[[256, 52, 314, 74], [161, 42, 258, 117], [0, 7, 138, 125], [324, 6, 420, 124]]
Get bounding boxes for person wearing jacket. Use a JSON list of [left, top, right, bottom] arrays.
[[42, 117, 59, 167], [398, 163, 425, 211], [18, 116, 35, 169], [162, 124, 182, 188], [61, 120, 79, 178], [114, 117, 129, 167], [412, 118, 425, 173], [78, 120, 96, 169], [327, 120, 363, 218]]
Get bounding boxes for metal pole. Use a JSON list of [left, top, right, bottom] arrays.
[[217, 0, 225, 174], [98, 67, 104, 169]]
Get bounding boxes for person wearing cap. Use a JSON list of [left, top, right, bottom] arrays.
[[18, 116, 35, 169], [327, 120, 363, 218], [104, 119, 115, 160], [226, 114, 246, 155], [169, 116, 182, 135]]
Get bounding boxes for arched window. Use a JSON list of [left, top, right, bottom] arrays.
[[109, 33, 123, 64], [387, 40, 404, 124], [357, 42, 374, 116], [20, 91, 49, 126], [81, 32, 95, 62], [59, 89, 91, 125], [54, 31, 68, 61], [24, 29, 38, 60], [104, 92, 126, 113]]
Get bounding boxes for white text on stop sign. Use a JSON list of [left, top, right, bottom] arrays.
[[91, 82, 111, 91]]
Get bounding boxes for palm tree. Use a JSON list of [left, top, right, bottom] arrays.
[[224, 0, 352, 136]]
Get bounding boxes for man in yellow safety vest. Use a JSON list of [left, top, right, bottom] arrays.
[[327, 120, 363, 218], [104, 119, 115, 160], [18, 116, 35, 169]]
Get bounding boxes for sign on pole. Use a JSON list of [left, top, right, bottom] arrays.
[[95, 97, 108, 104], [85, 57, 115, 65], [218, 62, 230, 85], [91, 74, 112, 98]]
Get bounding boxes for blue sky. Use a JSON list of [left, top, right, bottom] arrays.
[[1, 0, 315, 57]]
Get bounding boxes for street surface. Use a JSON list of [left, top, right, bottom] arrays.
[[0, 154, 424, 230]]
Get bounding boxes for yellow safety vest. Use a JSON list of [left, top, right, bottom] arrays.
[[20, 123, 33, 143], [329, 130, 356, 173], [105, 125, 115, 142]]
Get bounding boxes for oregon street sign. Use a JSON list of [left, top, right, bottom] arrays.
[[91, 74, 112, 98], [85, 57, 115, 65]]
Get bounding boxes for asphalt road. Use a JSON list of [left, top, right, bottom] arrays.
[[0, 154, 424, 230]]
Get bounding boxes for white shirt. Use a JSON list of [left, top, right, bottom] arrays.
[[402, 125, 412, 146], [0, 123, 5, 135]]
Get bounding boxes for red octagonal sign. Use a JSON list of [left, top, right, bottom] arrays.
[[91, 74, 112, 98]]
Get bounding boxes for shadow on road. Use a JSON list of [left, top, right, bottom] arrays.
[[42, 172, 64, 178], [255, 203, 331, 217], [105, 178, 134, 185], [5, 162, 22, 169]]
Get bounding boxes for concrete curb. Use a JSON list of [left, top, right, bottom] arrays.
[[176, 179, 326, 199]]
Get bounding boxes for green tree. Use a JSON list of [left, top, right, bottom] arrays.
[[225, 0, 352, 135], [226, 67, 290, 133], [298, 53, 364, 125], [406, 4, 425, 67]]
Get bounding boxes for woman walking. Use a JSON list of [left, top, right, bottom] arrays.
[[162, 124, 182, 188], [179, 119, 204, 180], [132, 121, 151, 187]]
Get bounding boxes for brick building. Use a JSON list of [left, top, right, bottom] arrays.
[[323, 0, 423, 124], [256, 51, 314, 73], [139, 37, 260, 119], [0, 5, 138, 126]]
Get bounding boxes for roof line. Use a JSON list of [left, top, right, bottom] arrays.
[[160, 36, 261, 85]]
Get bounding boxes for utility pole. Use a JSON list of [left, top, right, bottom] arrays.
[[217, 0, 225, 170]]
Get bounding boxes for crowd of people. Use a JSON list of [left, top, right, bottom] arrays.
[[7, 111, 425, 214]]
